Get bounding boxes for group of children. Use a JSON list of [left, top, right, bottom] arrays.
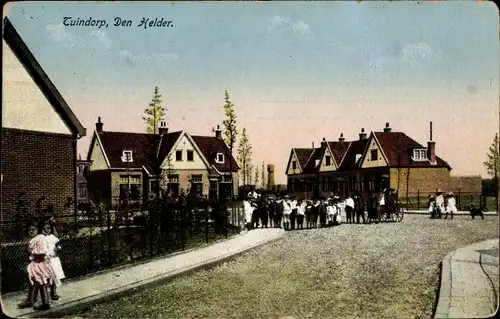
[[244, 192, 359, 231], [18, 217, 65, 311], [428, 189, 458, 219]]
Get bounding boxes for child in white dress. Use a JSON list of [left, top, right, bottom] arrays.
[[42, 218, 65, 300]]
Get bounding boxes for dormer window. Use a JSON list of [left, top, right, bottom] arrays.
[[216, 153, 225, 163], [413, 149, 427, 161], [355, 154, 362, 163], [325, 156, 331, 166], [122, 150, 133, 163], [315, 159, 320, 167]]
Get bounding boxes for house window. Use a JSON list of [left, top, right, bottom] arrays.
[[222, 175, 232, 183], [413, 149, 427, 161], [119, 175, 141, 184], [78, 185, 88, 198], [122, 150, 133, 163], [325, 156, 331, 166], [191, 174, 203, 194], [176, 150, 183, 161], [370, 149, 378, 161], [119, 184, 141, 201], [191, 175, 202, 183], [167, 175, 180, 196], [355, 154, 362, 163], [168, 174, 180, 183], [187, 150, 194, 161], [216, 153, 225, 163], [315, 159, 320, 167], [292, 161, 297, 170]]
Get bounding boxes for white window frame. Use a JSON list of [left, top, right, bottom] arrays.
[[412, 149, 428, 161], [216, 153, 225, 163], [191, 174, 203, 183], [121, 150, 133, 163]]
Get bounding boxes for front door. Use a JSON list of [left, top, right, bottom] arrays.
[[209, 181, 218, 201]]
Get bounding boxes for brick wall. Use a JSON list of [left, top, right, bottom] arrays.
[[389, 167, 451, 196], [1, 128, 76, 222], [448, 175, 482, 193]]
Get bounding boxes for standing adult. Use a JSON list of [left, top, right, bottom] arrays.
[[290, 196, 298, 230], [367, 191, 378, 224], [319, 197, 328, 227], [274, 195, 284, 228], [354, 192, 366, 224], [282, 195, 292, 230], [296, 199, 306, 230], [345, 194, 355, 224]]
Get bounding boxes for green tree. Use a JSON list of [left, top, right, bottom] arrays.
[[222, 90, 238, 197], [143, 86, 166, 134], [261, 161, 266, 190], [237, 127, 252, 185], [483, 133, 500, 178]]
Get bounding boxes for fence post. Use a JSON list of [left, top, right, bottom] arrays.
[[417, 190, 420, 211], [205, 202, 209, 244], [458, 189, 461, 211], [471, 194, 473, 208], [237, 205, 241, 234]]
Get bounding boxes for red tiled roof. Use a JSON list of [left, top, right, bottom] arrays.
[[190, 135, 239, 172], [302, 148, 323, 174], [94, 131, 181, 171], [327, 141, 350, 166], [293, 148, 314, 170], [338, 139, 370, 170], [374, 131, 451, 168]]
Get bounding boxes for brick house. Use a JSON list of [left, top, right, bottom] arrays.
[[1, 17, 87, 222], [86, 118, 239, 208], [286, 122, 455, 199]]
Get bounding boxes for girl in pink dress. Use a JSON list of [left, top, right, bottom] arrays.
[[18, 220, 54, 310], [42, 218, 65, 300]]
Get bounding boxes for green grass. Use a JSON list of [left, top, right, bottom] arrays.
[[69, 214, 499, 319]]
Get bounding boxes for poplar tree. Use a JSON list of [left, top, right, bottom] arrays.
[[222, 90, 238, 198], [237, 128, 252, 185]]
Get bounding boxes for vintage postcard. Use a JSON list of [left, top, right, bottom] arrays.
[[1, 1, 499, 318]]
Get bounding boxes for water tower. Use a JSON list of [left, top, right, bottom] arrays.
[[267, 164, 275, 189]]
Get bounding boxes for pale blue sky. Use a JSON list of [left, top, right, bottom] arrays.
[[4, 1, 499, 184]]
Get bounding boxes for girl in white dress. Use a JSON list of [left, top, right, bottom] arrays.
[[42, 218, 65, 300]]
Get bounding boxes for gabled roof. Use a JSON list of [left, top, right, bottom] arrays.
[[3, 17, 86, 137], [88, 130, 182, 171], [293, 148, 315, 169], [190, 135, 239, 172], [327, 141, 350, 166], [338, 139, 370, 171], [302, 147, 323, 174], [374, 131, 451, 169]]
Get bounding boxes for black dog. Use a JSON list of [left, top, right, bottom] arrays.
[[469, 205, 485, 220]]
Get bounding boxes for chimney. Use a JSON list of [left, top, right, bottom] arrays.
[[383, 122, 392, 132], [95, 116, 103, 133], [427, 121, 436, 165], [359, 128, 367, 140], [312, 142, 315, 148], [158, 121, 169, 135], [339, 133, 345, 143], [321, 137, 327, 148], [214, 125, 222, 139]]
